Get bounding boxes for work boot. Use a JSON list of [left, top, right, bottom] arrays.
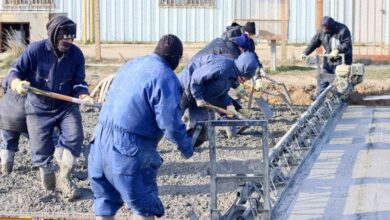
[[55, 147, 79, 201], [39, 163, 56, 191], [132, 214, 155, 220], [0, 149, 15, 175], [224, 126, 237, 138], [96, 216, 115, 220]]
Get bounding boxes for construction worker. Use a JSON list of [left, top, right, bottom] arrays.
[[301, 16, 352, 99], [7, 15, 92, 200], [88, 34, 194, 220], [178, 51, 259, 137]]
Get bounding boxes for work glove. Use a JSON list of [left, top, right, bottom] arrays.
[[226, 105, 239, 118], [301, 53, 308, 62], [254, 79, 265, 91], [79, 94, 94, 104], [196, 99, 207, 107], [235, 84, 247, 99], [10, 78, 30, 95], [259, 68, 267, 77], [182, 115, 189, 123], [238, 108, 253, 118], [329, 49, 339, 58]]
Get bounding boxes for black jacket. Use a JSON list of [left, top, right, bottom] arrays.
[[303, 16, 353, 67], [0, 65, 27, 133], [191, 37, 241, 61]]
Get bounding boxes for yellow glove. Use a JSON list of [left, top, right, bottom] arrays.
[[182, 115, 189, 123], [254, 79, 264, 91], [329, 49, 339, 58], [259, 68, 267, 77], [301, 53, 308, 61], [196, 99, 207, 107], [10, 78, 30, 95], [235, 84, 247, 98], [226, 105, 239, 118], [238, 108, 253, 118], [79, 94, 94, 104]]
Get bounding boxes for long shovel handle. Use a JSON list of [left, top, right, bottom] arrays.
[[203, 103, 234, 118], [26, 86, 102, 109]]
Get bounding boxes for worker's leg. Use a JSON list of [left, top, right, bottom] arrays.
[[89, 124, 123, 217], [0, 129, 20, 174]]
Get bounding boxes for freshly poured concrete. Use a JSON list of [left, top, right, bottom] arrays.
[[278, 106, 390, 220]]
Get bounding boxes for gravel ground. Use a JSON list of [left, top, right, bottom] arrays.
[[0, 105, 305, 219]]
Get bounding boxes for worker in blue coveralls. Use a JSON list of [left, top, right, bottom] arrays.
[[88, 34, 194, 220], [178, 51, 259, 141], [7, 15, 93, 200], [301, 16, 352, 99], [0, 63, 59, 175]]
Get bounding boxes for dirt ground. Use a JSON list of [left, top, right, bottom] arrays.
[[0, 44, 389, 219]]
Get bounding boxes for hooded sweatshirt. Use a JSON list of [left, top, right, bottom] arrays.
[[8, 16, 89, 113], [303, 16, 352, 67]]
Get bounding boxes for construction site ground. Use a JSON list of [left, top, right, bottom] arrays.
[[0, 44, 389, 219]]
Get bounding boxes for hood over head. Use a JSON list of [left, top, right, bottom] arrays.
[[234, 52, 259, 79], [46, 16, 76, 50], [320, 16, 337, 34]]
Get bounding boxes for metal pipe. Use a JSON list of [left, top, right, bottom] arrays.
[[269, 85, 332, 160]]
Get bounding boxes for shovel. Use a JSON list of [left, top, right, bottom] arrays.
[[26, 86, 102, 109]]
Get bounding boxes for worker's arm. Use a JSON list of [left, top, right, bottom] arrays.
[[303, 31, 322, 56], [190, 65, 222, 103], [154, 77, 194, 159], [337, 28, 352, 54], [71, 48, 89, 98]]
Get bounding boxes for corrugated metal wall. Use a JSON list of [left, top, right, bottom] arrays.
[[288, 0, 317, 43], [55, 0, 234, 43], [1, 0, 390, 45]]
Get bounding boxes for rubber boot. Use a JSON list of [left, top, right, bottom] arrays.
[[95, 216, 115, 220], [225, 126, 237, 138], [0, 149, 15, 175], [55, 147, 79, 201], [132, 214, 155, 220], [39, 163, 56, 191]]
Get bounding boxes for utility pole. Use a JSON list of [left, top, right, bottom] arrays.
[[280, 0, 288, 61], [94, 0, 101, 61], [316, 0, 323, 54]]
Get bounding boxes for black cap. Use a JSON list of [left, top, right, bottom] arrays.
[[244, 22, 256, 35], [154, 34, 183, 70], [231, 22, 240, 27], [154, 34, 183, 58]]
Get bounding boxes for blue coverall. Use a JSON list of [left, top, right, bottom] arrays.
[[8, 16, 89, 167], [178, 52, 258, 127], [88, 54, 193, 217]]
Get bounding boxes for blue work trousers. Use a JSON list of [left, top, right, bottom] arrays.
[[26, 105, 83, 167], [88, 123, 164, 217]]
